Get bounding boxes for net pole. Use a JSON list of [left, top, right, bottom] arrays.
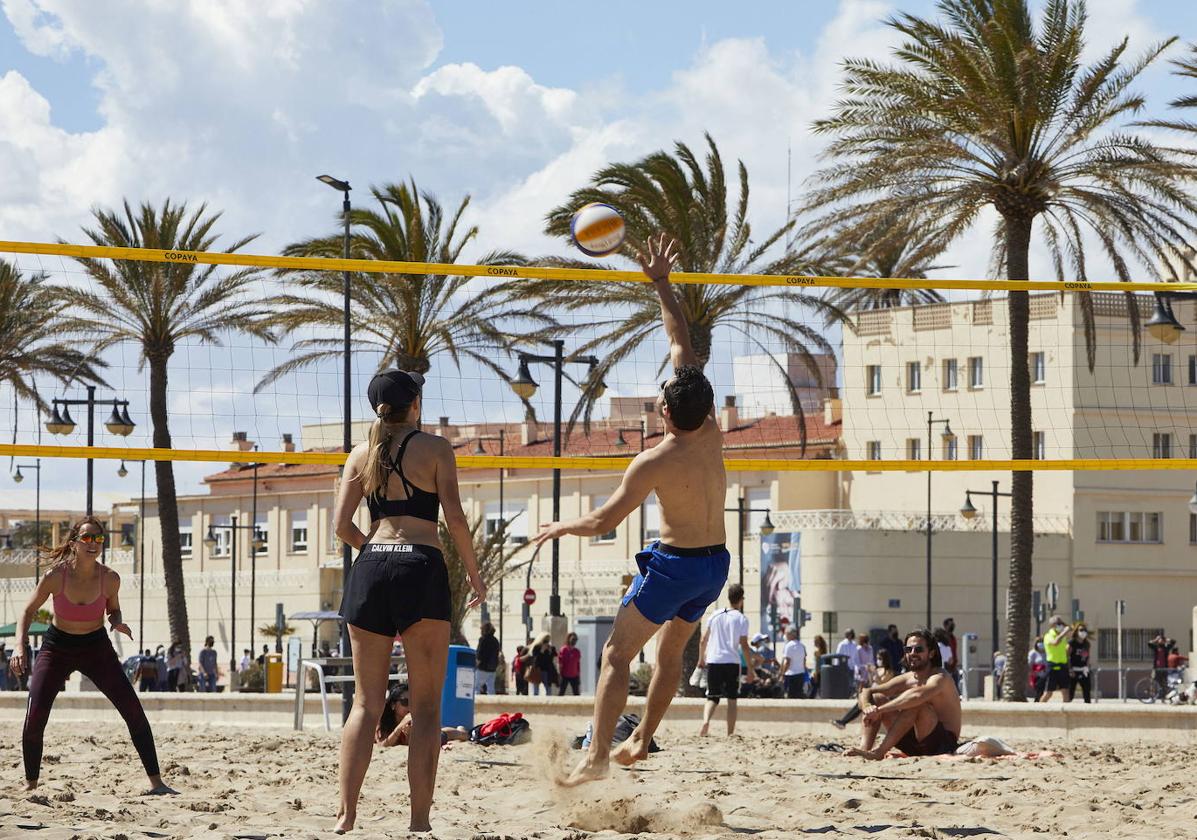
[[339, 189, 354, 724], [550, 340, 564, 618]]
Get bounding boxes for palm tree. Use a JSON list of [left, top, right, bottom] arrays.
[[0, 259, 107, 411], [538, 133, 845, 442], [809, 216, 950, 312], [540, 134, 845, 692], [809, 0, 1197, 699], [438, 515, 530, 642], [257, 180, 556, 391], [60, 200, 276, 652]]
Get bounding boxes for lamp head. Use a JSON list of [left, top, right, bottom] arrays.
[[1146, 295, 1183, 344], [316, 174, 351, 193], [941, 422, 954, 440], [12, 467, 22, 484], [46, 404, 75, 436], [960, 495, 978, 520], [473, 439, 486, 456], [105, 402, 134, 436], [117, 460, 128, 478], [614, 429, 627, 447], [203, 528, 218, 548], [759, 511, 775, 536], [510, 359, 538, 399]]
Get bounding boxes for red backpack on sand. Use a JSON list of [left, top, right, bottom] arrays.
[[470, 712, 531, 745]]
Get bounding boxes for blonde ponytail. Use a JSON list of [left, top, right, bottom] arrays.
[[360, 401, 413, 496]]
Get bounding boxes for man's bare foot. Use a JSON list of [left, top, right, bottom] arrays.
[[558, 755, 610, 787], [698, 721, 709, 737], [611, 734, 650, 767], [409, 819, 432, 832], [844, 746, 885, 760], [334, 811, 355, 834], [144, 783, 179, 796], [23, 779, 37, 792]]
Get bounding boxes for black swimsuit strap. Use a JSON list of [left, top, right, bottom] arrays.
[[388, 429, 422, 498]]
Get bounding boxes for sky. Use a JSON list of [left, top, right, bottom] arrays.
[[1, 0, 1197, 511]]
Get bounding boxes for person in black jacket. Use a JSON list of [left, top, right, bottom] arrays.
[[475, 622, 500, 695], [1066, 623, 1092, 703]]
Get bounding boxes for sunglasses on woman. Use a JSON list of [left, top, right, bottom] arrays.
[[77, 533, 106, 544]]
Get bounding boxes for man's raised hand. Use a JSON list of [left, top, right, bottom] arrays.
[[637, 233, 680, 283]]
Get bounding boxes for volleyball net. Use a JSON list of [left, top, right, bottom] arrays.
[[3, 238, 1197, 474]]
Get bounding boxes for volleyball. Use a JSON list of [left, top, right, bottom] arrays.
[[570, 202, 626, 257]]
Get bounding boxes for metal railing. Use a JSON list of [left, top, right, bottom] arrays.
[[772, 509, 1071, 535]]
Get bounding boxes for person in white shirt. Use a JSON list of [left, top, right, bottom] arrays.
[[853, 636, 874, 687], [697, 584, 755, 736], [836, 628, 859, 682], [238, 649, 251, 673], [779, 627, 808, 699]]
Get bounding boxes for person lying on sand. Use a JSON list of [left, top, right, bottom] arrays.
[[844, 628, 961, 760], [376, 684, 469, 748]]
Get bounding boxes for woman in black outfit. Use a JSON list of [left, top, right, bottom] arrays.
[[1067, 624, 1092, 703], [333, 369, 485, 834], [530, 632, 557, 696]]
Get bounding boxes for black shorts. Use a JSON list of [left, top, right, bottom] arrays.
[[896, 721, 959, 756], [705, 663, 741, 701], [340, 544, 450, 637], [1045, 663, 1069, 691]]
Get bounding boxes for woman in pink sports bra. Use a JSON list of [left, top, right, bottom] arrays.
[[10, 517, 175, 795]]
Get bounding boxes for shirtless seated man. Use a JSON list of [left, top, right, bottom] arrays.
[[534, 233, 729, 786], [845, 628, 961, 760]]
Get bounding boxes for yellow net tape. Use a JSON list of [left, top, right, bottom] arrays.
[[3, 239, 1195, 293], [0, 444, 1193, 472]]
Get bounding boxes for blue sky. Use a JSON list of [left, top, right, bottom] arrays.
[[1, 0, 1196, 509]]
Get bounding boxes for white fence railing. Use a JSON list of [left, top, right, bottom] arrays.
[[771, 509, 1071, 535]]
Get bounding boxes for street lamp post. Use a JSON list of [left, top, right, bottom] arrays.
[[724, 498, 775, 586], [317, 173, 353, 721], [204, 515, 262, 685], [12, 461, 41, 579], [509, 340, 604, 621], [960, 480, 1013, 672], [473, 430, 506, 647], [45, 387, 136, 515], [925, 411, 953, 628], [248, 448, 264, 662], [614, 423, 648, 545]]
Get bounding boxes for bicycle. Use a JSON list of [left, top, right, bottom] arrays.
[[1135, 669, 1191, 705]]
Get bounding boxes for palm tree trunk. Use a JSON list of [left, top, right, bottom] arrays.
[[1002, 215, 1034, 702], [149, 354, 190, 652]]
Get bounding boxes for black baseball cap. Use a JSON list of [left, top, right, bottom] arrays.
[[367, 369, 424, 412]]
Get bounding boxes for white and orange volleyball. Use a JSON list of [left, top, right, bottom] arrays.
[[570, 202, 626, 257]]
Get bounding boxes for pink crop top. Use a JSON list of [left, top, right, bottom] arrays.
[[52, 566, 108, 622]]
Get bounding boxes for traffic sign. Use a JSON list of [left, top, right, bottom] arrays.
[[1045, 581, 1059, 611], [523, 588, 536, 606]]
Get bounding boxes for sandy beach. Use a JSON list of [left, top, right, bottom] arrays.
[[2, 718, 1194, 839]]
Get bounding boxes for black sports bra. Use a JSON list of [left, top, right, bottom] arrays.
[[366, 430, 440, 523]]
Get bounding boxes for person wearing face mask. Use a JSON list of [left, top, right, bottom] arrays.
[[1038, 616, 1074, 703], [1028, 636, 1047, 700], [1067, 624, 1092, 703]]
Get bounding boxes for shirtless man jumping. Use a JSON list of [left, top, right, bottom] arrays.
[[534, 233, 728, 786], [845, 628, 961, 760]]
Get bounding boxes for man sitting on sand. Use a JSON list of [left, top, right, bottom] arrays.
[[534, 233, 729, 786], [845, 628, 961, 760]]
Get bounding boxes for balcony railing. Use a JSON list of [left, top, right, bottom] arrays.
[[771, 509, 1071, 535]]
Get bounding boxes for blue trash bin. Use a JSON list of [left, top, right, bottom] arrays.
[[441, 644, 476, 729]]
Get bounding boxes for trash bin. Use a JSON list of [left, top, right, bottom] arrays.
[[264, 653, 284, 693], [819, 654, 852, 699], [441, 644, 476, 729]]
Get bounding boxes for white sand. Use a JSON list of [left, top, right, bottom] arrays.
[[2, 719, 1193, 839]]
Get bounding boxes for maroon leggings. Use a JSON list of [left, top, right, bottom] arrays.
[[23, 626, 160, 782]]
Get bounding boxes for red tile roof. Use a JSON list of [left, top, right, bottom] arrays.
[[203, 414, 841, 483]]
